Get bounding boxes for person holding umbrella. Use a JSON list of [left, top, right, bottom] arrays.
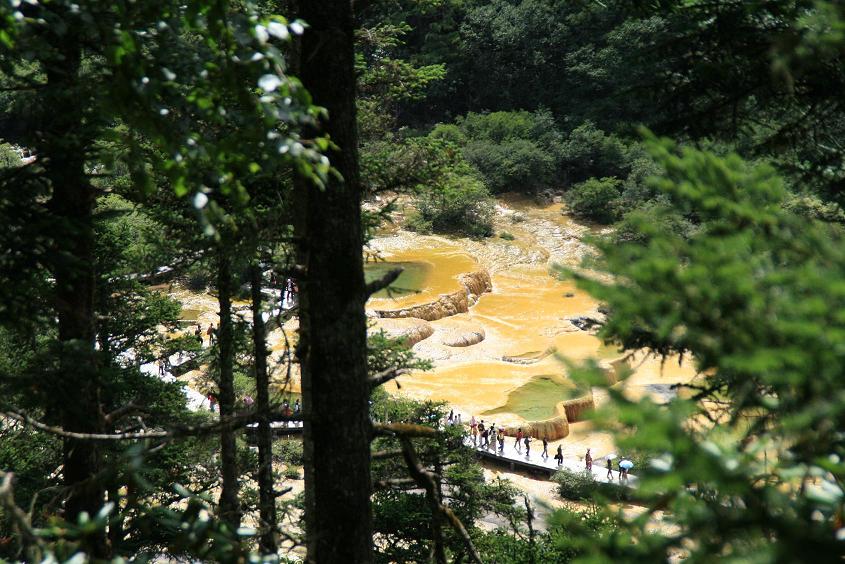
[[619, 458, 634, 481]]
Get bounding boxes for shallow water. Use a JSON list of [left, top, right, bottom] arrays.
[[367, 239, 478, 308], [364, 260, 431, 299], [372, 201, 696, 428], [484, 374, 581, 420]]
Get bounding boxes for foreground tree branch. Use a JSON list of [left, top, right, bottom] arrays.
[[398, 437, 483, 564], [368, 366, 409, 389], [1, 406, 300, 441], [364, 267, 403, 297]]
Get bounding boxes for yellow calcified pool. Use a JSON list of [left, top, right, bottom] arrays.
[[370, 206, 697, 428], [366, 238, 479, 309], [368, 240, 605, 426]]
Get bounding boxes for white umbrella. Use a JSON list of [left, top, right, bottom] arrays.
[[605, 453, 617, 460], [619, 459, 634, 470]]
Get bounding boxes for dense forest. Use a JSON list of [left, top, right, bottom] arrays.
[[1, 0, 844, 562]]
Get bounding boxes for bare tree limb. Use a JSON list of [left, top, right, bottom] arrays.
[[364, 267, 402, 297], [398, 437, 483, 564], [372, 422, 439, 439], [0, 405, 301, 442], [373, 477, 418, 490], [371, 449, 404, 460], [0, 471, 42, 555], [369, 366, 409, 389]]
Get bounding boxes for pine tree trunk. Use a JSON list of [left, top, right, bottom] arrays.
[[251, 262, 278, 553], [217, 249, 241, 531], [294, 1, 373, 561], [43, 37, 106, 556]]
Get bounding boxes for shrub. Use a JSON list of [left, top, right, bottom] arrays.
[[463, 137, 556, 193], [274, 439, 304, 467], [499, 231, 515, 240], [566, 177, 623, 224], [436, 109, 564, 194], [554, 468, 631, 502], [414, 173, 495, 237], [559, 121, 633, 184], [554, 469, 597, 500]]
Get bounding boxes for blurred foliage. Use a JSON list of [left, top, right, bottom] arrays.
[[563, 135, 845, 561]]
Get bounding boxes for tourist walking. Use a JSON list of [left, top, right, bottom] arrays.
[[524, 435, 531, 457], [488, 423, 496, 450], [481, 427, 489, 448], [194, 324, 203, 345], [554, 445, 563, 466], [478, 420, 486, 447], [585, 448, 592, 471], [207, 323, 216, 345], [498, 428, 505, 452], [515, 428, 523, 452], [294, 398, 301, 415], [607, 458, 613, 481], [542, 437, 549, 459]]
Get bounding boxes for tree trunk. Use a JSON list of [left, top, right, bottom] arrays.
[[294, 1, 373, 562], [251, 262, 278, 553], [216, 249, 241, 531], [43, 37, 106, 556]]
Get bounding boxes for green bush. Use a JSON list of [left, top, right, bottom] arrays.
[[566, 177, 623, 224], [554, 468, 631, 502], [464, 137, 556, 193], [435, 109, 564, 194], [499, 231, 515, 240], [554, 469, 596, 500], [559, 121, 633, 185], [412, 173, 495, 237], [274, 439, 304, 467]]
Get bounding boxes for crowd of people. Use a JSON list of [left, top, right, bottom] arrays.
[[455, 412, 631, 482]]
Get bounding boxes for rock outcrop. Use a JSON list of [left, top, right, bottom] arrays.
[[442, 327, 485, 347], [371, 318, 435, 347], [502, 346, 557, 365], [373, 270, 492, 322]]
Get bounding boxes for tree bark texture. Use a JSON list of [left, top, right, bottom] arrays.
[[294, 1, 373, 562], [216, 249, 241, 531], [42, 36, 105, 554], [251, 263, 278, 553]]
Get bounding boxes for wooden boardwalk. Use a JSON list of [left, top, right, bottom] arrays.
[[463, 436, 636, 485]]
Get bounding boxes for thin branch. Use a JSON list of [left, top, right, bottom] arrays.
[[0, 471, 42, 553], [373, 477, 418, 490], [365, 267, 403, 298], [371, 449, 404, 460], [369, 366, 409, 389], [1, 406, 301, 442], [372, 422, 439, 439], [398, 437, 483, 564]]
